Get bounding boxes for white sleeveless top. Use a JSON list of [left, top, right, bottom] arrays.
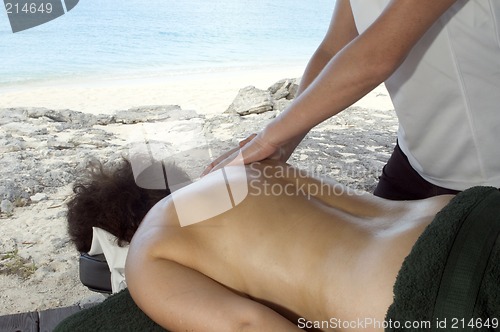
[[349, 0, 500, 190]]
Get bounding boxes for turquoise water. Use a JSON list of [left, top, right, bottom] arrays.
[[0, 0, 334, 86]]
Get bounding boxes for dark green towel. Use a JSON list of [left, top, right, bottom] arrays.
[[54, 288, 166, 332], [386, 186, 500, 331]]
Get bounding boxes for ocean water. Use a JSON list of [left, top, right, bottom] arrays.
[[0, 0, 334, 87]]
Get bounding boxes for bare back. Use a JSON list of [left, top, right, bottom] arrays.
[[126, 161, 453, 330]]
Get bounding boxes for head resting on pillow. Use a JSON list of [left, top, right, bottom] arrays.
[[66, 158, 189, 252]]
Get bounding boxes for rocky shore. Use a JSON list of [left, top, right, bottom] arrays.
[[0, 78, 397, 314]]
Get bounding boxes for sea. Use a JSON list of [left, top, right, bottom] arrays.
[[0, 0, 335, 87]]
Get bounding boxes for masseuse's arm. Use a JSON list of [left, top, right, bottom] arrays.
[[273, 0, 359, 161], [227, 0, 458, 167], [202, 0, 358, 175]]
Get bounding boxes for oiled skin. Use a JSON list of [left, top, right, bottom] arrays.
[[126, 160, 453, 331]]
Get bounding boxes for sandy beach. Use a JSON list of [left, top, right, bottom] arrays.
[[0, 64, 394, 116], [0, 66, 395, 317], [0, 65, 306, 115]]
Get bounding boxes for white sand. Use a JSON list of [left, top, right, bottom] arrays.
[[0, 65, 393, 316], [0, 65, 306, 116], [0, 64, 393, 116]]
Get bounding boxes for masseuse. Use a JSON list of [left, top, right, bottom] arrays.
[[205, 0, 500, 200]]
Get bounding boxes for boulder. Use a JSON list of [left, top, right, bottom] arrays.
[[225, 86, 273, 116], [267, 78, 299, 100], [113, 105, 186, 124], [0, 199, 14, 215], [30, 193, 48, 203]]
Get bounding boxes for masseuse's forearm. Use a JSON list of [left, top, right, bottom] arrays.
[[276, 0, 360, 157], [298, 46, 335, 95], [264, 38, 393, 146], [284, 47, 336, 151]]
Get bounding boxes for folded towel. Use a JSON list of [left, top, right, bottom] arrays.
[[88, 227, 129, 293], [54, 288, 166, 332], [386, 186, 500, 331]]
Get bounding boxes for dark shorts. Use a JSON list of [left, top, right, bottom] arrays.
[[374, 143, 460, 200]]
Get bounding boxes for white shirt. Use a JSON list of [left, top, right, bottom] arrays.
[[349, 0, 500, 190]]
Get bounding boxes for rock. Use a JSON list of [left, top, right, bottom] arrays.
[[30, 193, 48, 203], [0, 108, 27, 125], [0, 199, 14, 215], [225, 86, 273, 116], [0, 182, 29, 201], [68, 129, 114, 148], [268, 79, 288, 94], [113, 105, 186, 124], [224, 79, 299, 117], [0, 136, 25, 153], [95, 114, 115, 125], [51, 237, 70, 250], [287, 82, 299, 100], [47, 138, 75, 150], [2, 122, 45, 137], [27, 108, 98, 128], [42, 169, 73, 187], [267, 78, 299, 100]]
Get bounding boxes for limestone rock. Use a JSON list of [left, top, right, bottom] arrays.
[[0, 199, 14, 215], [225, 86, 273, 116], [268, 78, 299, 100], [30, 193, 48, 203], [27, 108, 98, 128], [113, 105, 187, 124]]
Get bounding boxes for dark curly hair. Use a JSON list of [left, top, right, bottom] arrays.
[[66, 158, 190, 252]]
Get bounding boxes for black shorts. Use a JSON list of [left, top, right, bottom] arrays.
[[374, 142, 460, 200]]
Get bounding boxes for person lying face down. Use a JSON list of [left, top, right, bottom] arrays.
[[67, 158, 500, 331]]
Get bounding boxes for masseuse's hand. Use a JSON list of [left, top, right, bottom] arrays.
[[201, 131, 285, 175]]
